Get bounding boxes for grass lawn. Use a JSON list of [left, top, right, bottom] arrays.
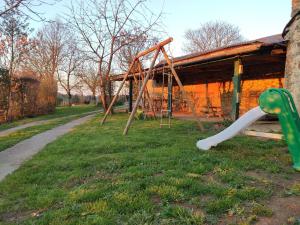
[[0, 115, 86, 152], [0, 114, 300, 224], [0, 105, 100, 132], [0, 105, 101, 152]]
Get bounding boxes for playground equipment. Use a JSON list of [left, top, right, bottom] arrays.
[[101, 37, 204, 135], [197, 88, 300, 171]]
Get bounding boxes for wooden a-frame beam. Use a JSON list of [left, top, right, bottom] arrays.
[[101, 37, 202, 135], [136, 38, 173, 58], [123, 47, 204, 135], [123, 48, 161, 135], [101, 58, 137, 125], [101, 38, 173, 125], [137, 60, 157, 119]]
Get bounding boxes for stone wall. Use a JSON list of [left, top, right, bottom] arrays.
[[284, 2, 300, 111]]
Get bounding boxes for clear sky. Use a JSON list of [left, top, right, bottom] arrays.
[[33, 0, 291, 56]]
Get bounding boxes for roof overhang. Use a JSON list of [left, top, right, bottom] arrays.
[[111, 35, 286, 82]]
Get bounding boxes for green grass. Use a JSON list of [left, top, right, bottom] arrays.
[[0, 105, 100, 131], [0, 105, 101, 152], [0, 114, 298, 224]]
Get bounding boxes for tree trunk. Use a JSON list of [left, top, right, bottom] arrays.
[[98, 61, 108, 111], [6, 33, 14, 122], [68, 92, 72, 107], [107, 78, 114, 114], [284, 0, 300, 111], [92, 91, 96, 105], [106, 38, 115, 113], [292, 0, 300, 16], [99, 83, 107, 111]]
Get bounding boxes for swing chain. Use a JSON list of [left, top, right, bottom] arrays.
[[160, 54, 171, 128]]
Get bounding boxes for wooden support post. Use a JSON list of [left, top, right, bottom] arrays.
[[123, 48, 161, 135], [231, 59, 243, 121], [101, 59, 136, 125], [128, 79, 133, 113], [167, 73, 173, 117], [137, 60, 156, 119], [161, 47, 204, 131]]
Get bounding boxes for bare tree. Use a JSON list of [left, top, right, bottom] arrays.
[[116, 31, 159, 72], [19, 20, 68, 112], [0, 0, 61, 21], [0, 0, 32, 120], [67, 0, 161, 111], [0, 0, 23, 17], [57, 37, 83, 106], [24, 19, 66, 79], [183, 21, 244, 54], [78, 62, 100, 104]]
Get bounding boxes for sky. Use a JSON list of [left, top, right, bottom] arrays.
[[32, 0, 291, 57]]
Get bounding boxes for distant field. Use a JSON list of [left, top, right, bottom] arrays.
[[0, 114, 299, 224]]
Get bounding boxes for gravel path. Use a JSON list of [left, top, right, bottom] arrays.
[[0, 114, 95, 181]]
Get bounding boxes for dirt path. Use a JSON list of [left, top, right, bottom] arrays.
[[0, 110, 101, 137], [0, 114, 95, 181]]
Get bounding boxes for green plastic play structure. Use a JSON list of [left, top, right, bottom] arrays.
[[197, 88, 300, 171], [259, 88, 300, 170]]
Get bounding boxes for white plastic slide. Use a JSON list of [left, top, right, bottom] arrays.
[[196, 106, 267, 150]]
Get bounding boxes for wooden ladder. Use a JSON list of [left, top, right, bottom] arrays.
[[160, 109, 171, 128]]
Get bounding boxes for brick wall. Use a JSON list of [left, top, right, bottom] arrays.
[[147, 78, 284, 118]]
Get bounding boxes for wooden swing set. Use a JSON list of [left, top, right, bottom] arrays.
[[101, 37, 204, 135]]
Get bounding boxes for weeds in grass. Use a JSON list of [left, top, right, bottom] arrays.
[[285, 183, 300, 196], [251, 202, 273, 217]]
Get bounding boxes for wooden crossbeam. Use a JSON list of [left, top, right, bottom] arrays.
[[136, 38, 173, 58]]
